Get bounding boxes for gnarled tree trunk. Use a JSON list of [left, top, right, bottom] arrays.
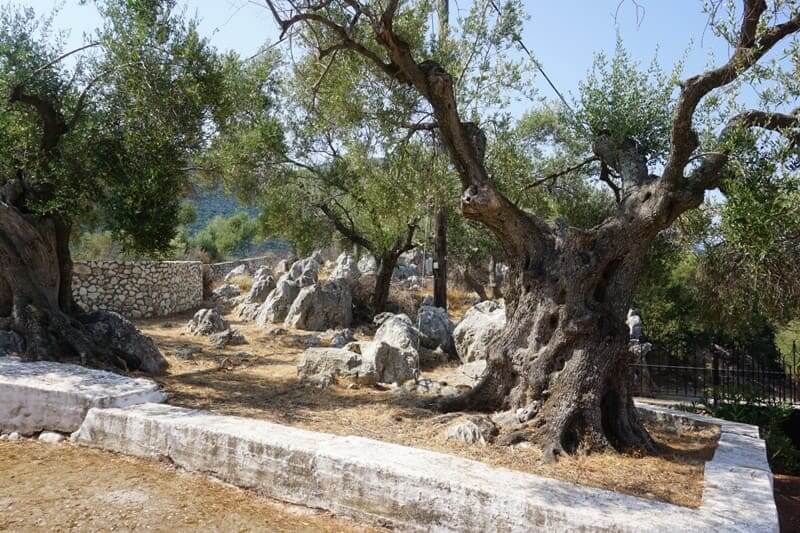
[[267, 0, 800, 456], [0, 202, 166, 372], [438, 222, 661, 457]]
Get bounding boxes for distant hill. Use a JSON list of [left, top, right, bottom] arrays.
[[186, 187, 260, 236], [187, 187, 291, 257]]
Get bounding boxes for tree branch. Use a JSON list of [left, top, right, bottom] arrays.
[[264, 0, 552, 258], [663, 3, 800, 187], [689, 108, 800, 190], [521, 156, 598, 192], [317, 202, 374, 251], [8, 86, 67, 156]]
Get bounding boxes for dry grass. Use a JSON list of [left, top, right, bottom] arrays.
[[0, 440, 376, 532], [136, 310, 718, 509], [226, 273, 254, 292]]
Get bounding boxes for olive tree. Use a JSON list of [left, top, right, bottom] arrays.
[[264, 0, 800, 457], [0, 1, 222, 371]]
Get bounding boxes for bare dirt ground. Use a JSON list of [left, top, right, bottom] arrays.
[[137, 309, 718, 509], [775, 474, 800, 533], [0, 440, 377, 532]]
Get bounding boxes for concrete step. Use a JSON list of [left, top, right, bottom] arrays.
[[71, 402, 771, 532], [0, 356, 165, 435]]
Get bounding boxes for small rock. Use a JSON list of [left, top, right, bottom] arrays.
[[7, 432, 21, 441], [209, 328, 247, 349], [38, 431, 65, 444], [445, 415, 498, 445], [175, 346, 201, 360]]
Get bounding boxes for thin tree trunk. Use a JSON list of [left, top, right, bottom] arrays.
[[488, 254, 502, 299], [462, 265, 487, 301], [372, 251, 399, 313], [433, 207, 447, 308]]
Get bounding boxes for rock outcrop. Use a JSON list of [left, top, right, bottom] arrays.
[[452, 300, 506, 362], [255, 278, 301, 325], [186, 308, 229, 336], [285, 280, 353, 331], [80, 311, 168, 373]]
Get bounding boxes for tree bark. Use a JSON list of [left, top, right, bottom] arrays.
[[265, 0, 800, 456], [0, 201, 165, 372], [372, 251, 400, 313], [438, 225, 658, 458], [433, 207, 448, 308], [461, 264, 487, 301], [488, 254, 503, 299]]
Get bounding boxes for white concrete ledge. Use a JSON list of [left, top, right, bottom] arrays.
[[73, 402, 778, 532], [0, 357, 165, 435]]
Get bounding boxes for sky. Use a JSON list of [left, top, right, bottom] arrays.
[[14, 0, 734, 107]]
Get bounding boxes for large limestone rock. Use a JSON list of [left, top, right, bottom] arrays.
[[453, 300, 506, 362], [211, 283, 241, 302], [416, 305, 454, 354], [0, 330, 24, 356], [285, 281, 352, 331], [255, 278, 300, 325], [360, 340, 417, 385], [297, 340, 416, 387], [186, 308, 229, 336], [374, 313, 420, 355], [273, 258, 294, 277], [80, 311, 167, 373], [298, 347, 379, 387], [288, 257, 320, 282], [242, 275, 275, 305], [223, 264, 248, 282], [330, 252, 360, 286], [252, 265, 272, 282], [357, 254, 377, 273]]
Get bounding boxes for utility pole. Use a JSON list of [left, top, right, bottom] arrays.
[[433, 0, 449, 310]]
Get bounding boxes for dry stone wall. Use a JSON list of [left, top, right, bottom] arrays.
[[203, 255, 276, 286], [72, 261, 203, 319]]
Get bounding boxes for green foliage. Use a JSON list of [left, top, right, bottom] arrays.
[[776, 320, 800, 374], [0, 1, 224, 256], [572, 36, 682, 161], [191, 212, 259, 261], [71, 230, 118, 261]]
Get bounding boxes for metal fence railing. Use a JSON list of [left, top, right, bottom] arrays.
[[632, 341, 800, 405]]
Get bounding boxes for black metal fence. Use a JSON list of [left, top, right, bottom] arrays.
[[632, 340, 800, 405]]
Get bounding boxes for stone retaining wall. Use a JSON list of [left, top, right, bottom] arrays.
[[72, 260, 203, 319]]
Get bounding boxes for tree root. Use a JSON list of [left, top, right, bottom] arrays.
[[5, 305, 167, 374]]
